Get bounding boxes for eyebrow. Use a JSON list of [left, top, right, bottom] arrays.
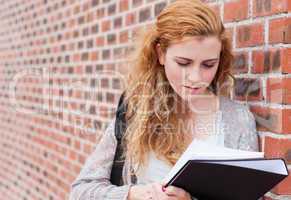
[[174, 56, 219, 62]]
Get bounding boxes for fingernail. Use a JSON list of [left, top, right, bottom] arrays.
[[162, 186, 166, 192]]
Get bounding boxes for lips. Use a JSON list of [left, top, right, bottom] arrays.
[[184, 85, 201, 89], [183, 85, 203, 95]]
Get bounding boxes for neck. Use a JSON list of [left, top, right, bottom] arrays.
[[185, 90, 220, 119]]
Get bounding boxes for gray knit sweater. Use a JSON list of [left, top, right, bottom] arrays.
[[69, 96, 260, 200]]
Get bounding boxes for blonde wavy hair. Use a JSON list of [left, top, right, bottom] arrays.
[[121, 0, 234, 173]]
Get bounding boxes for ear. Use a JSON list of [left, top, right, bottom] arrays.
[[155, 43, 165, 66]]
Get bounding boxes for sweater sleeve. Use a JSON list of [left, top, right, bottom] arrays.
[[237, 105, 260, 152], [69, 118, 132, 200]]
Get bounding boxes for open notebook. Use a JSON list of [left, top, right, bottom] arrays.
[[163, 140, 289, 200]]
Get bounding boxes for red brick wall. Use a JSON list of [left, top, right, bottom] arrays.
[[0, 0, 290, 199]]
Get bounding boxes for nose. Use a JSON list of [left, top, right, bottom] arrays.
[[185, 66, 202, 84]]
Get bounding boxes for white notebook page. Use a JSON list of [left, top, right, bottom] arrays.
[[205, 159, 287, 175], [163, 140, 264, 183]]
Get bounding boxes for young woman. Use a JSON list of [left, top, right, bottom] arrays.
[[69, 0, 259, 199]]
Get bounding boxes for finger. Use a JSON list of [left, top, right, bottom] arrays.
[[152, 182, 165, 193], [164, 185, 185, 197], [151, 183, 171, 200], [159, 178, 167, 186], [151, 182, 184, 200], [162, 196, 176, 200], [150, 183, 163, 200], [156, 181, 169, 193]]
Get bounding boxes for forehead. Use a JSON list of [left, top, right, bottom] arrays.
[[166, 36, 222, 59]]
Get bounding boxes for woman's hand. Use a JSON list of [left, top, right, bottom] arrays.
[[161, 184, 192, 200], [127, 182, 192, 200], [127, 184, 153, 200]]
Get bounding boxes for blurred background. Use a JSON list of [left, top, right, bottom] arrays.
[[0, 0, 290, 199]]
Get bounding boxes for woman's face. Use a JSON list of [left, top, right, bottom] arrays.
[[156, 36, 222, 106]]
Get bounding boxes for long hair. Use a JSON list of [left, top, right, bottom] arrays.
[[121, 0, 234, 173]]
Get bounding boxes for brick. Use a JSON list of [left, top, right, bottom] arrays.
[[267, 78, 291, 104], [113, 47, 123, 59], [86, 12, 94, 23], [107, 33, 116, 45], [82, 2, 90, 12], [154, 1, 167, 17], [281, 48, 291, 73], [133, 0, 143, 7], [119, 0, 129, 12], [83, 143, 93, 154], [224, 0, 248, 22], [96, 8, 105, 19], [91, 0, 99, 7], [112, 78, 121, 89], [251, 48, 291, 73], [74, 5, 80, 14], [125, 13, 136, 26], [73, 54, 80, 62], [74, 140, 81, 150], [106, 92, 115, 103], [233, 78, 263, 101], [119, 30, 129, 43], [272, 172, 291, 195], [236, 23, 264, 47], [132, 26, 144, 39], [113, 17, 122, 29], [264, 136, 291, 164], [102, 49, 110, 60], [253, 0, 291, 17], [99, 105, 109, 118], [95, 36, 104, 46], [107, 3, 116, 16], [279, 109, 291, 134], [250, 106, 291, 134], [90, 51, 99, 61], [251, 49, 280, 73], [231, 51, 248, 74], [269, 17, 291, 44], [78, 154, 86, 165], [101, 20, 111, 32], [139, 7, 151, 22], [264, 136, 291, 194]]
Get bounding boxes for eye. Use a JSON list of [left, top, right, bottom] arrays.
[[177, 62, 190, 67], [203, 63, 215, 68]]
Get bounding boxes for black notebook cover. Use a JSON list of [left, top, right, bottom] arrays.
[[165, 158, 289, 200]]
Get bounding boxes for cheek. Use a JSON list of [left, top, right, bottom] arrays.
[[201, 67, 219, 83], [164, 64, 184, 91]]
